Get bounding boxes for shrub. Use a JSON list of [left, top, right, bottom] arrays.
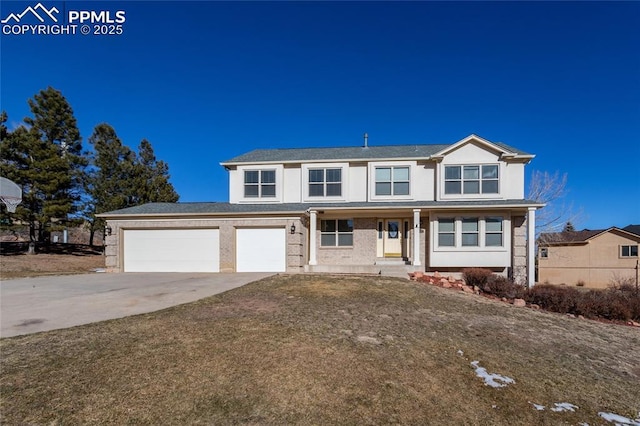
[[578, 289, 635, 321], [462, 268, 493, 288], [525, 284, 581, 314], [482, 275, 527, 299]]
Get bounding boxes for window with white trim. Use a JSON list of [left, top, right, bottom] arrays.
[[436, 216, 505, 248], [485, 217, 503, 247], [309, 168, 341, 197], [444, 165, 499, 194], [438, 218, 455, 247], [539, 247, 549, 258], [620, 245, 638, 257], [375, 166, 410, 196], [461, 218, 479, 246], [321, 219, 353, 247], [244, 170, 276, 198]]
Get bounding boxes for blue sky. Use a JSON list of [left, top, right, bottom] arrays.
[[1, 1, 638, 230]]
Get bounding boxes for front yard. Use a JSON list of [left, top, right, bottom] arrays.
[[1, 274, 639, 425]]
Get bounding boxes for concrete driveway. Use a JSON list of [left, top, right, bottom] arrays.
[[0, 272, 272, 338]]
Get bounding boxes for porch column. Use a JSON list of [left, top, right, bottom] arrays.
[[527, 207, 536, 288], [413, 209, 422, 266], [309, 210, 317, 265]]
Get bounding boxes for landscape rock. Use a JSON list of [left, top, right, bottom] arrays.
[[513, 298, 526, 307], [434, 271, 441, 278], [442, 282, 452, 288], [440, 278, 449, 285], [462, 286, 474, 294], [530, 304, 540, 310]]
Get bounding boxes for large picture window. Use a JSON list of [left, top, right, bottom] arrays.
[[375, 166, 409, 196], [244, 170, 276, 198], [445, 165, 499, 195], [436, 216, 505, 248], [309, 168, 342, 197], [321, 219, 353, 247]]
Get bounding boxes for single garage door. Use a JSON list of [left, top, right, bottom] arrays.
[[123, 229, 219, 272], [236, 228, 286, 272]]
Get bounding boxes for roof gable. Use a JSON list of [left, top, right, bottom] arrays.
[[431, 134, 534, 161]]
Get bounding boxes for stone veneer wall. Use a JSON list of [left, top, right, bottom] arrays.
[[104, 216, 306, 273], [511, 215, 527, 286]]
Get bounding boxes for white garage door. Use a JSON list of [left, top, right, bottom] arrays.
[[236, 228, 286, 272], [123, 229, 219, 272]]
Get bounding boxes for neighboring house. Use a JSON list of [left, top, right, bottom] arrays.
[[99, 134, 543, 286], [538, 226, 640, 288]]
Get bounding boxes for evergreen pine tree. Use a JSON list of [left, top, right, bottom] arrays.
[[135, 139, 179, 203], [85, 123, 137, 244]]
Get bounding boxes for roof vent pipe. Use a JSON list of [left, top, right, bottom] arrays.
[[363, 132, 368, 148]]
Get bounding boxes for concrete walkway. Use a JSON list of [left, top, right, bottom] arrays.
[[0, 272, 272, 338]]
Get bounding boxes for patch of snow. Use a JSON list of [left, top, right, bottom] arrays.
[[578, 423, 589, 426], [598, 412, 640, 426], [550, 402, 578, 412], [92, 268, 106, 273], [457, 349, 464, 356], [470, 361, 515, 388], [530, 402, 546, 411]]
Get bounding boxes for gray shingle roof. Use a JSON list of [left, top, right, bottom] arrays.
[[222, 140, 532, 164], [623, 224, 640, 236], [99, 200, 542, 217]]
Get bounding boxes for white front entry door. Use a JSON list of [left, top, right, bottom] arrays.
[[384, 219, 403, 257]]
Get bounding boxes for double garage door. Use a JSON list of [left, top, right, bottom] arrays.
[[123, 228, 286, 273]]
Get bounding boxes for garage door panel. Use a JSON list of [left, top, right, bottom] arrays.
[[124, 229, 219, 272], [236, 228, 286, 272]]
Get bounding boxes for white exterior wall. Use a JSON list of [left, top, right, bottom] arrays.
[[503, 162, 525, 199], [413, 162, 436, 201], [283, 166, 301, 203], [348, 164, 368, 202]]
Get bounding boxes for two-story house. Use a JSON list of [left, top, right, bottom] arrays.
[[538, 225, 640, 288], [100, 134, 543, 286]]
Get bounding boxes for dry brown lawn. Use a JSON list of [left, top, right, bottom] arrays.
[[1, 274, 639, 425], [0, 245, 104, 280]]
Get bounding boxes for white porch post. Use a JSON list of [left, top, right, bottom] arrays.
[[413, 209, 422, 266], [309, 210, 317, 266], [527, 207, 536, 288]]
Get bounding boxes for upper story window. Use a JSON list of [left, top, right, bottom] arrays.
[[620, 245, 638, 257], [309, 168, 341, 197], [244, 170, 276, 198], [375, 166, 409, 196], [445, 165, 499, 194]]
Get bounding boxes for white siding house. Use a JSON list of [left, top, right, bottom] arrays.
[[100, 134, 543, 286]]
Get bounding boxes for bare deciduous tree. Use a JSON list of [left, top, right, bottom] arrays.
[[528, 171, 582, 241]]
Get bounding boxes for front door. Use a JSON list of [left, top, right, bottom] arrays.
[[383, 219, 402, 257]]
